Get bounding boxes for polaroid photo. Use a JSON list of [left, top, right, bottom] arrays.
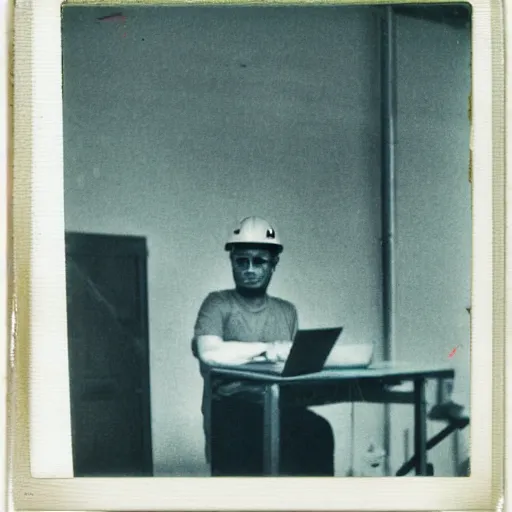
[[6, 0, 507, 510]]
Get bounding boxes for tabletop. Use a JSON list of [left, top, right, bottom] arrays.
[[209, 361, 455, 384]]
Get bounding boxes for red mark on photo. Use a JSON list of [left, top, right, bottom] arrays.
[[448, 345, 462, 358]]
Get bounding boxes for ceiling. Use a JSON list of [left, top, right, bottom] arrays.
[[392, 3, 471, 29]]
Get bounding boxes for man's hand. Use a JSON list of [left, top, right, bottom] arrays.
[[265, 341, 293, 362]]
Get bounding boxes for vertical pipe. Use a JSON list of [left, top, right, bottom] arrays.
[[381, 5, 397, 362], [380, 5, 397, 476]]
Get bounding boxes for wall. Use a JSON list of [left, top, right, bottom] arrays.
[[61, 5, 471, 477], [61, 5, 385, 476], [391, 16, 471, 475]]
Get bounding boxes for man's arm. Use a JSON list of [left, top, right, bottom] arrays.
[[195, 335, 268, 366], [192, 294, 299, 366]]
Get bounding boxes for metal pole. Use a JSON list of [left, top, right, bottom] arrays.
[[380, 4, 397, 476], [381, 5, 397, 361]]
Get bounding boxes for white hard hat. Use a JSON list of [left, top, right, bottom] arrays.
[[225, 216, 283, 253]]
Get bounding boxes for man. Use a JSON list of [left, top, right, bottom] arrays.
[[192, 216, 334, 476]]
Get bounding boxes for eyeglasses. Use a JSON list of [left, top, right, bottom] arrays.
[[232, 256, 272, 270]]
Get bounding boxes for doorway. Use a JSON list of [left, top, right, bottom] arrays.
[[65, 232, 153, 476]]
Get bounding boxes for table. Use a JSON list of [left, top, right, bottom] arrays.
[[209, 362, 455, 476]]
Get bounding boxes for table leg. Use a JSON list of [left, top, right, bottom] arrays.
[[206, 371, 213, 476], [413, 378, 428, 475], [263, 383, 280, 476]]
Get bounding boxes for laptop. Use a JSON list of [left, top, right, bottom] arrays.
[[238, 327, 343, 377]]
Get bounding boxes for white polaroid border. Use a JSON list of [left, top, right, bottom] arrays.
[[2, 0, 11, 511], [506, 0, 512, 508], [9, 0, 505, 510]]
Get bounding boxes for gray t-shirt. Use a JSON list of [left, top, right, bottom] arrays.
[[192, 289, 298, 461]]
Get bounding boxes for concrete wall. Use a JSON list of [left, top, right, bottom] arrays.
[[391, 14, 471, 475], [61, 5, 470, 476]]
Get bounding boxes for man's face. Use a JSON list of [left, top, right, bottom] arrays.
[[230, 247, 277, 293]]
